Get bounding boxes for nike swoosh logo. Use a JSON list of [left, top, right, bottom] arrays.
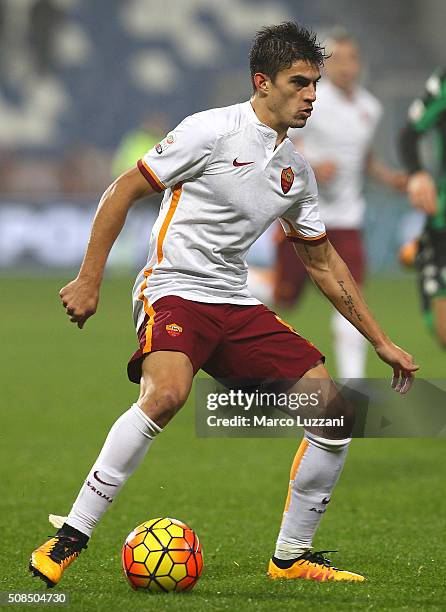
[[233, 158, 254, 167], [93, 470, 117, 487]]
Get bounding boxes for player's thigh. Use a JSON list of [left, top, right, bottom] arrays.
[[204, 304, 323, 386], [293, 361, 354, 438], [432, 297, 446, 348], [137, 350, 194, 427]]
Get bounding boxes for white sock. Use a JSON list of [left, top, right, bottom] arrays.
[[331, 311, 368, 378], [274, 433, 350, 560], [65, 403, 161, 537]]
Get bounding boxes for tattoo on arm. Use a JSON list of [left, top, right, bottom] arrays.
[[337, 280, 362, 321]]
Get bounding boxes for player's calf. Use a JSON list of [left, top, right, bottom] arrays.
[[269, 434, 366, 582], [291, 363, 355, 440], [307, 389, 355, 441], [272, 366, 359, 578]]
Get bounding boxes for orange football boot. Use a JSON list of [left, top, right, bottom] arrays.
[[29, 535, 87, 588], [268, 550, 365, 582]]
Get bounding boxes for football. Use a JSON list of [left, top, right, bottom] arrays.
[[121, 517, 203, 592]]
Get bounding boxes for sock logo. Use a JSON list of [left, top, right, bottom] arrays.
[[93, 470, 117, 487], [86, 479, 113, 503], [309, 498, 330, 513]]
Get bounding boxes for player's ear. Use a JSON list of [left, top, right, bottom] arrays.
[[253, 72, 270, 94]]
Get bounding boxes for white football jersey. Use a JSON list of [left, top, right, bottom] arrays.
[[133, 100, 326, 331], [289, 79, 382, 229]]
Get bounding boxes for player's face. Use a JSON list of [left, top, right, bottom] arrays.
[[325, 40, 361, 92], [267, 61, 320, 129]]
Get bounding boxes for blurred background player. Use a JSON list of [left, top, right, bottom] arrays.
[[274, 28, 407, 378], [111, 113, 168, 179], [399, 68, 446, 348]]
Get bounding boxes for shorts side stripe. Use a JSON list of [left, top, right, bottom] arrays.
[[275, 314, 299, 336], [143, 300, 156, 353]]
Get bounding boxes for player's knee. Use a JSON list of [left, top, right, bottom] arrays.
[[137, 384, 189, 426]]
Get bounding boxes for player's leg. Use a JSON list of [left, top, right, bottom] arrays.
[[30, 351, 193, 587], [430, 231, 446, 348], [270, 362, 362, 576], [204, 303, 363, 581], [247, 265, 275, 304], [416, 230, 446, 349], [273, 231, 308, 308], [30, 295, 222, 586], [329, 229, 368, 378], [270, 362, 363, 581], [432, 297, 446, 348], [331, 311, 368, 378], [63, 351, 193, 537]]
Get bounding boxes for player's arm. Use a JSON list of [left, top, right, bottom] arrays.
[[294, 238, 419, 392], [399, 123, 438, 215], [60, 167, 157, 328], [365, 151, 408, 192], [398, 70, 446, 214]]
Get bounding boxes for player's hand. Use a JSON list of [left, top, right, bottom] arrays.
[[314, 160, 337, 183], [407, 171, 438, 215], [390, 170, 409, 193], [374, 340, 419, 394], [59, 277, 100, 329]]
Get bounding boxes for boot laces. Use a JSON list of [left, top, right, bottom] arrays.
[[299, 550, 338, 569], [49, 536, 86, 564]]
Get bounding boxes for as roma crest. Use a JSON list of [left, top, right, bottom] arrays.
[[281, 167, 294, 194], [166, 323, 183, 337]]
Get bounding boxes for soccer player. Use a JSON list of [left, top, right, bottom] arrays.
[[30, 22, 417, 586], [399, 68, 446, 348], [274, 29, 407, 378]]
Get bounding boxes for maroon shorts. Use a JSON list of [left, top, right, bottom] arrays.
[[274, 228, 366, 307], [127, 296, 323, 387]]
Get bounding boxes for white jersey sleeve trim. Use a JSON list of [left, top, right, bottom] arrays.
[[140, 113, 218, 189]]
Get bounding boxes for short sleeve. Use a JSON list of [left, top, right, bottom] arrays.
[[137, 114, 217, 191], [279, 163, 326, 243]]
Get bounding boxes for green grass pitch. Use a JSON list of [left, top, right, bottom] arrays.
[[1, 275, 445, 610]]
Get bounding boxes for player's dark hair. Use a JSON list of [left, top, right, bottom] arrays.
[[249, 22, 326, 92]]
